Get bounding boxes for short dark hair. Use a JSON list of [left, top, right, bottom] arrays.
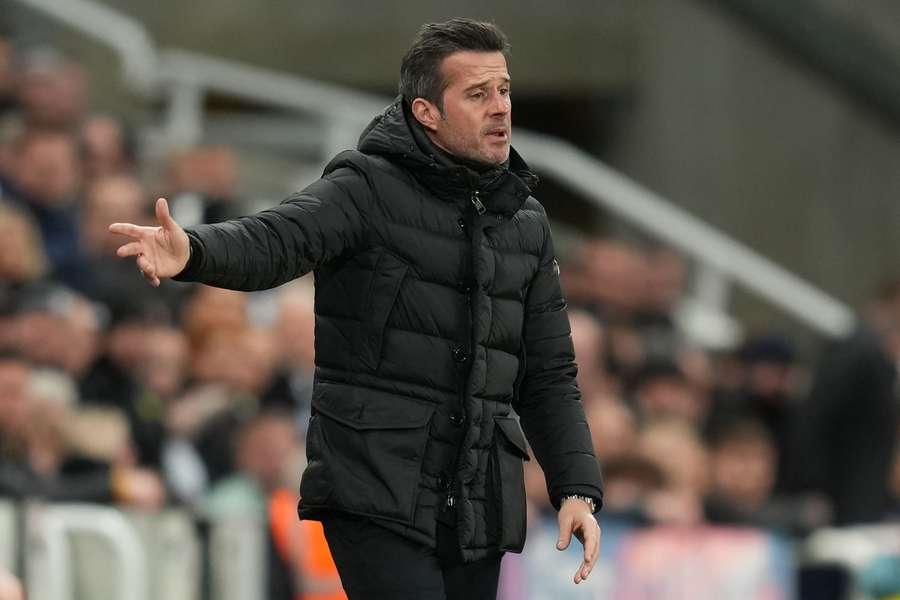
[[399, 18, 509, 111]]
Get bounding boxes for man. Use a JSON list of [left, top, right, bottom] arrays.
[[110, 18, 603, 599], [796, 278, 900, 525]]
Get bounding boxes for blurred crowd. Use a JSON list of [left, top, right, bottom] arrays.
[[0, 26, 898, 600]]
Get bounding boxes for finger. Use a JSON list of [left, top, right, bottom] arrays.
[[579, 561, 591, 583], [557, 516, 573, 550], [584, 523, 600, 566], [155, 197, 178, 231], [575, 561, 588, 584], [136, 254, 155, 278], [109, 222, 148, 238], [116, 242, 144, 258]]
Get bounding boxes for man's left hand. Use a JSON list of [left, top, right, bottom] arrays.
[[556, 498, 601, 584]]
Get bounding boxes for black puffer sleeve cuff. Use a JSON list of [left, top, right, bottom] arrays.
[[171, 230, 203, 282]]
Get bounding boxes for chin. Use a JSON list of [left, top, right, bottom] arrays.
[[482, 148, 510, 166]]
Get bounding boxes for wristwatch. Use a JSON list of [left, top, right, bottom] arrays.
[[560, 494, 597, 514]]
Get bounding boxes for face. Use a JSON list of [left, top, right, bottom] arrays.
[[711, 439, 776, 509], [81, 116, 127, 178], [15, 133, 82, 206], [413, 51, 511, 165], [19, 61, 87, 128], [82, 175, 146, 255]]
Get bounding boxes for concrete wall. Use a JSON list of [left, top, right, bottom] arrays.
[[610, 0, 900, 314]]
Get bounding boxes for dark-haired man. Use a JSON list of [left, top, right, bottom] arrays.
[[110, 18, 603, 599]]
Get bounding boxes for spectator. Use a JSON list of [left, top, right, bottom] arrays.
[[75, 173, 154, 308], [595, 453, 665, 524], [636, 419, 709, 526], [704, 418, 830, 535], [192, 327, 279, 398], [562, 239, 647, 318], [10, 282, 103, 380], [4, 130, 83, 283], [183, 285, 249, 346], [0, 350, 33, 463], [203, 411, 302, 517], [0, 201, 47, 284], [164, 145, 243, 226], [707, 334, 804, 491], [629, 361, 709, 428], [79, 114, 137, 179], [24, 367, 79, 475], [633, 245, 687, 362], [796, 278, 900, 524], [569, 308, 612, 401], [264, 279, 317, 427], [14, 45, 86, 131], [584, 399, 637, 464], [706, 419, 777, 518], [0, 349, 163, 507]]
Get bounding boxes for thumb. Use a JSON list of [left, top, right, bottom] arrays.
[[155, 197, 178, 231]]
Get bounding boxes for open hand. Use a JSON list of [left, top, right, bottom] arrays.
[[557, 498, 602, 584], [109, 197, 190, 287]]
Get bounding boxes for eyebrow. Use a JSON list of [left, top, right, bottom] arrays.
[[463, 77, 511, 92]]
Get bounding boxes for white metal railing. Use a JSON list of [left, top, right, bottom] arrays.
[[12, 0, 857, 339], [15, 0, 158, 95], [25, 503, 149, 600], [208, 517, 266, 600], [0, 501, 17, 573]]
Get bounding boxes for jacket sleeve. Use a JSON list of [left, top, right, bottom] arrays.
[[514, 220, 604, 512], [173, 164, 372, 291]]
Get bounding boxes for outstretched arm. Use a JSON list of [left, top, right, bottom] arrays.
[[110, 165, 372, 291]]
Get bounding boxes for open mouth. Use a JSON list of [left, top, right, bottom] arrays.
[[486, 129, 509, 141]]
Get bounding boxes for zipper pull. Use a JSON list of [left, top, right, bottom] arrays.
[[471, 191, 486, 215]]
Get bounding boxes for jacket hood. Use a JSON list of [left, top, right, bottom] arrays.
[[357, 97, 538, 215]]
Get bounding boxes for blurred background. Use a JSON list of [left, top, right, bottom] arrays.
[[0, 1, 898, 599]]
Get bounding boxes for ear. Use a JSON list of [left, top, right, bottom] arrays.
[[411, 98, 441, 132]]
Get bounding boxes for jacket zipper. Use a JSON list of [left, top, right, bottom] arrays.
[[446, 188, 482, 512], [471, 190, 487, 215]]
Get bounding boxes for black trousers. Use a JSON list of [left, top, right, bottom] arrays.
[[321, 514, 503, 600]]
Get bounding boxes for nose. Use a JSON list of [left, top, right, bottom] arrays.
[[489, 90, 510, 116]]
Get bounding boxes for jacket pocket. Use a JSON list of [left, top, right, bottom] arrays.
[[302, 381, 436, 524], [490, 414, 531, 552], [357, 249, 408, 372], [300, 413, 331, 506]]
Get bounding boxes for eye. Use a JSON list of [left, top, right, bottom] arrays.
[[471, 91, 486, 99], [500, 87, 510, 96]]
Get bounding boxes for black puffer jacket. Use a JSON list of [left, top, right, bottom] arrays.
[[175, 98, 603, 562]]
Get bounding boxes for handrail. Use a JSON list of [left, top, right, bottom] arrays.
[[13, 0, 158, 95], [511, 131, 856, 337], [8, 0, 858, 338], [160, 49, 387, 124]]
